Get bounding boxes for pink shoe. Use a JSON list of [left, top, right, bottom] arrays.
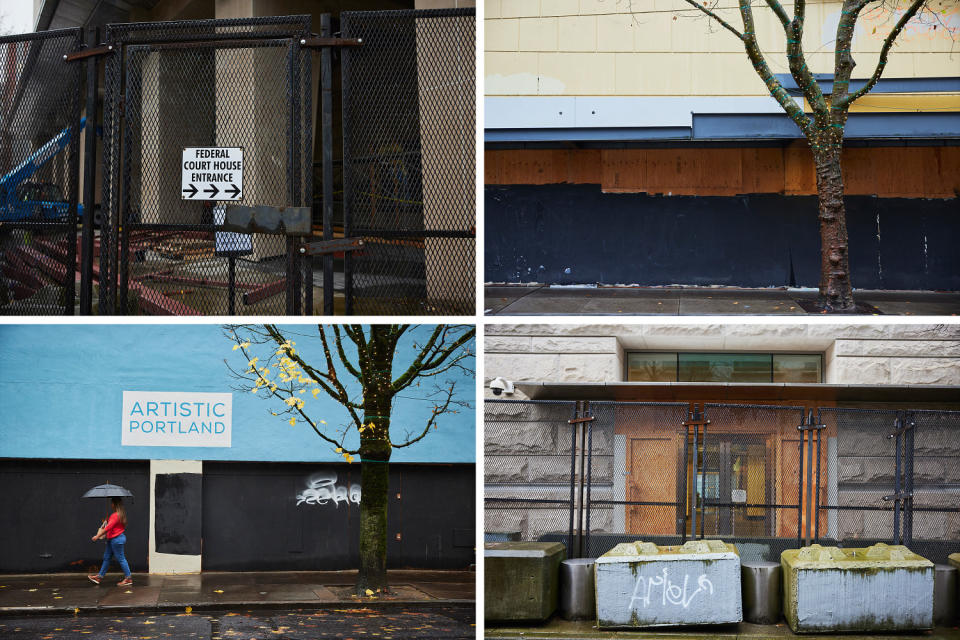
[[88, 574, 102, 584], [117, 577, 133, 587]]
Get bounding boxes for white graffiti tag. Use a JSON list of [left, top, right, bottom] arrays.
[[629, 568, 714, 610], [295, 471, 361, 507]]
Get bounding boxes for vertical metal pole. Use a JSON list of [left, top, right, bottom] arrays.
[[690, 406, 699, 541], [893, 413, 902, 545], [905, 413, 915, 547], [814, 410, 822, 543], [699, 405, 707, 541], [577, 403, 587, 558], [320, 14, 334, 316], [584, 402, 593, 558], [797, 410, 805, 548], [227, 255, 236, 316], [286, 39, 301, 315], [340, 18, 354, 315], [118, 48, 132, 314], [567, 403, 577, 558], [680, 423, 689, 544], [805, 409, 815, 546], [79, 26, 98, 315], [301, 32, 314, 317]]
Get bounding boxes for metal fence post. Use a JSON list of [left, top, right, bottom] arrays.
[[567, 402, 578, 557], [585, 401, 594, 558], [78, 26, 99, 315], [320, 14, 334, 316]]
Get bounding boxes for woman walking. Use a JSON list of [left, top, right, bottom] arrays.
[[88, 497, 133, 586]]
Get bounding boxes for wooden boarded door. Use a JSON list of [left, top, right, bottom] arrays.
[[626, 436, 678, 535]]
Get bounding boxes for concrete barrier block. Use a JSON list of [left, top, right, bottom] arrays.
[[950, 552, 960, 571], [484, 541, 566, 622], [782, 543, 934, 633], [594, 540, 742, 628]]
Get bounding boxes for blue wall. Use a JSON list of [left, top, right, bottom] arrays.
[[0, 324, 475, 463]]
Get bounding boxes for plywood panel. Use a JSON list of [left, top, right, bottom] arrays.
[[627, 436, 677, 536], [600, 149, 646, 191], [487, 147, 958, 199]]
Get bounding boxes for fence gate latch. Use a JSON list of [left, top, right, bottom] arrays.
[[64, 44, 116, 62]]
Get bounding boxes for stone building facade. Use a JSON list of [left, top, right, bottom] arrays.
[[484, 322, 960, 559]]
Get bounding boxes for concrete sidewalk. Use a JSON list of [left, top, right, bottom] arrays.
[[485, 285, 960, 315], [0, 570, 474, 616], [486, 618, 960, 639]]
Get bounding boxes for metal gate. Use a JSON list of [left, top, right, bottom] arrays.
[[485, 399, 960, 564], [341, 8, 475, 315], [99, 16, 312, 315], [0, 28, 83, 315]]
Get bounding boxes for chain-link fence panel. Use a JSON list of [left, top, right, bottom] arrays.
[[584, 402, 688, 558], [342, 9, 475, 315], [0, 29, 82, 315], [100, 16, 311, 315], [484, 400, 578, 553]]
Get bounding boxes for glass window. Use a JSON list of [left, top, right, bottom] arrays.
[[773, 354, 822, 383], [626, 352, 676, 382], [678, 353, 771, 383]]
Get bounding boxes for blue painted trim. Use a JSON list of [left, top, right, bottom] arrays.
[[485, 112, 960, 144], [774, 74, 960, 95]]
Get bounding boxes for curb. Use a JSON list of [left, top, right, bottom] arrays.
[[0, 598, 475, 618]]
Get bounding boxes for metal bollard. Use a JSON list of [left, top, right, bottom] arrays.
[[934, 564, 957, 626], [559, 558, 596, 621], [741, 561, 782, 624]]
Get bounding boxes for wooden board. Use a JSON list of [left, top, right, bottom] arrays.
[[627, 436, 678, 536]]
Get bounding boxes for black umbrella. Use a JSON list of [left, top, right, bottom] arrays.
[[82, 484, 133, 499]]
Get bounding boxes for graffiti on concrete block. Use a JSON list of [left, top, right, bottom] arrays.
[[295, 471, 361, 508], [629, 568, 714, 610]]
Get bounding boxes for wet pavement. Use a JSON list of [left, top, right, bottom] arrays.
[[484, 285, 960, 315], [485, 618, 960, 639], [0, 570, 474, 615], [0, 605, 474, 639]]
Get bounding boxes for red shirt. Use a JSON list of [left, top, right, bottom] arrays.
[[103, 513, 126, 539]]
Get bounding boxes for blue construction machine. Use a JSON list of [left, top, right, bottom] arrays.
[[0, 117, 84, 222]]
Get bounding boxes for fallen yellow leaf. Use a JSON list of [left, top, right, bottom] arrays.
[[214, 589, 224, 594], [185, 606, 192, 614], [365, 589, 374, 596]]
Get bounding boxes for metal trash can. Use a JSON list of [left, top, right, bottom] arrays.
[[741, 560, 781, 624], [934, 563, 958, 626], [559, 558, 595, 620]]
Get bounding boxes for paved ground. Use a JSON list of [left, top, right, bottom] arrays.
[[0, 606, 474, 639], [484, 286, 960, 315], [0, 570, 473, 615], [486, 618, 960, 639]]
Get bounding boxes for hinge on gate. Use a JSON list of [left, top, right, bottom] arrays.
[[299, 36, 363, 49], [568, 416, 595, 424], [64, 43, 116, 62], [882, 491, 913, 502], [887, 419, 915, 439]]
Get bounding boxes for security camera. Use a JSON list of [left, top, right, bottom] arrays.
[[489, 377, 515, 396]]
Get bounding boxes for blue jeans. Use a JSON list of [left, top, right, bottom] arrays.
[[98, 533, 131, 578]]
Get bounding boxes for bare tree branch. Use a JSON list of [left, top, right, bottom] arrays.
[[837, 0, 927, 108], [678, 0, 744, 38]]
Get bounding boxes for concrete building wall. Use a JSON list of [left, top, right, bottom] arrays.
[[484, 323, 960, 545], [485, 323, 960, 393], [485, 0, 960, 97]]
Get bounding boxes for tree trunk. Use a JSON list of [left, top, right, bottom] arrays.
[[812, 143, 856, 312], [357, 435, 391, 594], [357, 327, 395, 594]]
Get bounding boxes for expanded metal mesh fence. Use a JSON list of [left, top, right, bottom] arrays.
[[486, 400, 960, 564], [0, 29, 82, 315], [484, 400, 578, 553], [341, 9, 475, 315], [100, 16, 312, 315]]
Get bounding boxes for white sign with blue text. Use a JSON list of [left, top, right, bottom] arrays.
[[122, 391, 232, 447]]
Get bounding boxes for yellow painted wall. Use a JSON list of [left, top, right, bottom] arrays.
[[486, 0, 960, 96]]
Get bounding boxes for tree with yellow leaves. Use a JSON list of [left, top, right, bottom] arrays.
[[226, 324, 475, 594]]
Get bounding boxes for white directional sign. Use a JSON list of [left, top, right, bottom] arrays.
[[181, 147, 243, 200]]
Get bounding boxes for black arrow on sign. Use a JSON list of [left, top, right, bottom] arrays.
[[182, 183, 198, 198], [204, 184, 220, 198], [225, 184, 241, 199]]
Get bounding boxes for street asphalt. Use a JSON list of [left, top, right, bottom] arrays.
[[0, 606, 475, 639], [484, 285, 960, 315]]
